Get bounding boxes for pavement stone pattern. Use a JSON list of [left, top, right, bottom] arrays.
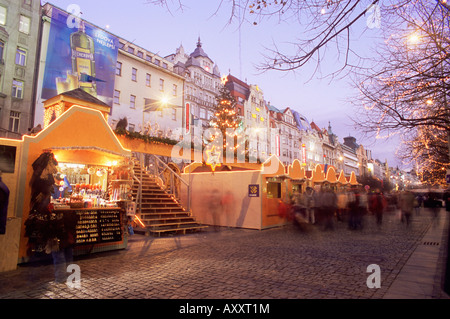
[[0, 208, 448, 299]]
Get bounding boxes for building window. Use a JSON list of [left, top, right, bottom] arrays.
[[267, 182, 281, 199], [146, 55, 152, 62], [131, 68, 137, 81], [146, 73, 151, 87], [116, 61, 122, 76], [19, 15, 31, 34], [172, 108, 176, 121], [0, 41, 5, 62], [9, 111, 20, 133], [162, 62, 168, 69], [154, 59, 160, 66], [113, 90, 120, 104], [137, 51, 143, 58], [199, 108, 206, 119], [172, 84, 177, 96], [12, 80, 24, 98], [159, 78, 164, 91], [0, 6, 6, 25], [130, 95, 136, 108], [15, 48, 27, 66], [127, 46, 134, 54]]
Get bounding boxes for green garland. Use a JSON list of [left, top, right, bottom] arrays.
[[114, 127, 179, 146]]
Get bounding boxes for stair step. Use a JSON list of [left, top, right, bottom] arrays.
[[131, 155, 205, 237], [144, 216, 195, 222], [146, 221, 199, 228], [148, 225, 209, 234]]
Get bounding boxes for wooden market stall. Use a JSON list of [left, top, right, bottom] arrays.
[[12, 92, 133, 264]]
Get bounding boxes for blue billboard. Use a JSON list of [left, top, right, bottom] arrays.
[[41, 7, 119, 106]]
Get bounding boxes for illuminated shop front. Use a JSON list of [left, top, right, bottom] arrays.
[[0, 91, 133, 270]]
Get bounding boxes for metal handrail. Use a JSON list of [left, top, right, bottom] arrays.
[[133, 152, 190, 213]]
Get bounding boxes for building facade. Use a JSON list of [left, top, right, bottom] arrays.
[[111, 40, 185, 140], [166, 39, 222, 143], [27, 3, 388, 182], [0, 0, 40, 139]]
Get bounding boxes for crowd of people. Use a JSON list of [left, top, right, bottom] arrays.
[[280, 182, 438, 231]]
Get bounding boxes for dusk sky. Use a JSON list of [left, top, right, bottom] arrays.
[[44, 0, 403, 168]]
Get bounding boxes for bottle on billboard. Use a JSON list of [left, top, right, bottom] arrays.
[[70, 20, 96, 96]]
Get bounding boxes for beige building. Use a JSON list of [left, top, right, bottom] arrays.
[[0, 0, 40, 139], [245, 85, 270, 162], [166, 39, 222, 143], [111, 41, 185, 140], [33, 3, 185, 142]]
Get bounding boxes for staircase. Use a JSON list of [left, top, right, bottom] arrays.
[[131, 158, 208, 236]]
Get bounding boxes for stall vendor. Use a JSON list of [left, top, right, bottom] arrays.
[[52, 172, 72, 199]]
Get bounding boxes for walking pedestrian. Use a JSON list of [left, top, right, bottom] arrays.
[[357, 186, 368, 229], [444, 189, 450, 212], [399, 189, 415, 226], [321, 183, 337, 231], [348, 186, 360, 230], [336, 188, 348, 222], [0, 170, 10, 235], [313, 185, 323, 226], [369, 189, 386, 227], [292, 189, 307, 230], [302, 187, 315, 224]]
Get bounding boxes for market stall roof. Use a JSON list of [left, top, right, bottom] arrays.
[[325, 166, 338, 183], [26, 105, 131, 166], [43, 88, 111, 128], [288, 159, 306, 180], [311, 164, 326, 183]]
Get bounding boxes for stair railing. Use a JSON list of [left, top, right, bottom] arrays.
[[133, 152, 190, 213], [149, 154, 190, 212]]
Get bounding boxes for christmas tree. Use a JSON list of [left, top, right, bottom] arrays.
[[207, 85, 244, 163]]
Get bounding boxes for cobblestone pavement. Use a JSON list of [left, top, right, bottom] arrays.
[[0, 208, 448, 300]]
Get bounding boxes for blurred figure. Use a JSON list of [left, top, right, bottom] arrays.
[[313, 185, 323, 226], [336, 188, 348, 222], [444, 188, 450, 212], [321, 183, 337, 231], [358, 186, 368, 229], [369, 188, 386, 227], [399, 189, 415, 226], [348, 186, 360, 230], [0, 170, 10, 235], [414, 193, 423, 215], [428, 193, 440, 221], [292, 189, 307, 230], [302, 187, 315, 224]]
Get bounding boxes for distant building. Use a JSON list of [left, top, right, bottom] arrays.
[[0, 0, 41, 139], [34, 3, 185, 142], [111, 39, 184, 140], [342, 136, 359, 176], [166, 39, 222, 140]]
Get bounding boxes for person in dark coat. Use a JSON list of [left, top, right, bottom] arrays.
[[444, 189, 450, 212], [369, 189, 386, 226], [0, 171, 10, 235]]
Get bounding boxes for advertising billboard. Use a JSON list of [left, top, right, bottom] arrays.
[[41, 7, 119, 106]]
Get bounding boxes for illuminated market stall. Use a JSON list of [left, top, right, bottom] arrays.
[[0, 90, 133, 267], [179, 155, 359, 230]]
